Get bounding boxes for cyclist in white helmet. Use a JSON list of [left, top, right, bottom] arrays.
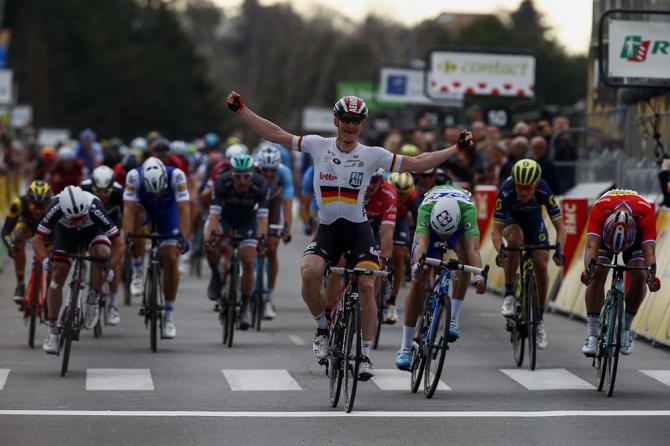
[[226, 90, 472, 381], [34, 185, 124, 354]]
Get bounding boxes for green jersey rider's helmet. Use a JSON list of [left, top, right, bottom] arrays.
[[231, 153, 254, 173], [512, 158, 542, 186]]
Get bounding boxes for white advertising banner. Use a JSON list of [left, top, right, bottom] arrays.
[[378, 67, 431, 104], [38, 128, 70, 146], [608, 20, 670, 79], [302, 106, 335, 133], [10, 104, 32, 128], [428, 51, 535, 98], [0, 69, 12, 104]]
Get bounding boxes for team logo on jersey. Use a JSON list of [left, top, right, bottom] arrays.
[[349, 172, 363, 188], [178, 183, 187, 192], [333, 158, 341, 165], [126, 184, 135, 192]]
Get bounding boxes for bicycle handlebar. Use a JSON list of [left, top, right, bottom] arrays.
[[501, 244, 560, 253], [328, 267, 390, 278], [424, 257, 489, 278], [127, 232, 182, 241], [51, 250, 109, 264]]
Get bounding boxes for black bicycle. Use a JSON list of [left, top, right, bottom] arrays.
[[410, 256, 488, 398], [501, 244, 560, 371], [325, 266, 390, 413], [373, 261, 393, 350], [587, 257, 653, 397], [121, 252, 133, 306], [127, 233, 175, 353], [52, 249, 109, 377]]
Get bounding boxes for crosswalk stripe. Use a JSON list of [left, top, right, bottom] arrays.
[[222, 369, 302, 391], [639, 370, 670, 387], [372, 369, 450, 391], [86, 369, 154, 391], [0, 369, 9, 390], [500, 368, 594, 390]]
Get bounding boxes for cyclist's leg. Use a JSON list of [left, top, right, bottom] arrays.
[[325, 255, 346, 314], [501, 220, 524, 291], [44, 228, 76, 339], [622, 243, 646, 334], [582, 247, 612, 354], [239, 242, 258, 301], [527, 218, 550, 315], [301, 224, 338, 319], [11, 223, 32, 300], [204, 217, 223, 299], [451, 238, 470, 322]]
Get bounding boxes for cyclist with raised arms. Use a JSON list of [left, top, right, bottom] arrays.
[[2, 180, 53, 306], [255, 143, 293, 320], [34, 185, 124, 353], [580, 189, 659, 356], [395, 185, 486, 370], [81, 165, 124, 326], [226, 90, 472, 380], [492, 159, 566, 349], [204, 153, 269, 330], [123, 157, 191, 339]]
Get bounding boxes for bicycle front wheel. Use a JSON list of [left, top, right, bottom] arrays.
[[252, 257, 264, 331], [122, 254, 132, 306], [607, 292, 624, 397], [27, 267, 41, 349], [343, 303, 361, 413], [424, 296, 450, 399], [410, 305, 429, 393], [595, 297, 614, 391], [526, 274, 539, 371], [225, 261, 238, 348], [328, 308, 344, 408], [60, 283, 79, 377]]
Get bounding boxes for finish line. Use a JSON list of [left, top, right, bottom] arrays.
[[2, 410, 670, 418]]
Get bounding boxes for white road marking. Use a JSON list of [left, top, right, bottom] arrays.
[[372, 369, 450, 391], [0, 369, 9, 390], [222, 369, 302, 391], [86, 369, 154, 391], [640, 370, 670, 387], [500, 368, 594, 390], [288, 335, 306, 346], [1, 410, 670, 418]]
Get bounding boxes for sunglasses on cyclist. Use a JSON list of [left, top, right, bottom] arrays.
[[261, 167, 277, 174], [93, 186, 113, 194], [233, 172, 252, 180], [29, 202, 48, 211], [68, 214, 87, 224], [515, 184, 536, 192], [338, 115, 364, 125]]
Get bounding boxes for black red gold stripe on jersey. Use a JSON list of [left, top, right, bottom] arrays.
[[320, 186, 359, 205]]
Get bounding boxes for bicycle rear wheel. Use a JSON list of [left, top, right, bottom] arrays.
[[526, 274, 539, 371], [607, 292, 624, 397], [424, 296, 450, 398], [372, 279, 386, 350], [328, 308, 344, 408], [343, 303, 361, 413], [410, 306, 429, 393]]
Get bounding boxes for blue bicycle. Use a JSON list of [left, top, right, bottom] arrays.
[[410, 255, 488, 398]]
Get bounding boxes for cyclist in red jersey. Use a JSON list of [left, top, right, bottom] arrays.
[[48, 147, 86, 194], [580, 189, 660, 357], [112, 153, 140, 188], [150, 138, 189, 177]]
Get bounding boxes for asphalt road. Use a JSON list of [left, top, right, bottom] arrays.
[[1, 231, 670, 445]]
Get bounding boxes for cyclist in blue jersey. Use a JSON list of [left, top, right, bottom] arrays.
[[299, 165, 318, 235], [256, 144, 294, 319], [122, 157, 191, 339], [492, 159, 566, 349]]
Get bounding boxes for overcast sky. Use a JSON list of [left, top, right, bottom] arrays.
[[213, 0, 593, 55]]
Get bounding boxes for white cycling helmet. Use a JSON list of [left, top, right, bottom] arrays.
[[59, 185, 90, 218], [57, 146, 76, 161], [170, 140, 189, 157], [256, 144, 281, 170], [430, 197, 461, 238], [141, 157, 168, 193], [92, 165, 115, 191], [225, 143, 249, 160], [130, 137, 148, 153]]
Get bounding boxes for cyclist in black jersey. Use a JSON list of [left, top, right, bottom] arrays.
[[81, 165, 125, 325], [204, 154, 269, 329], [1, 180, 53, 305]]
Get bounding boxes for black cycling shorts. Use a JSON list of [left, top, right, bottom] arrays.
[[303, 218, 379, 269], [53, 224, 111, 259], [268, 196, 282, 236]]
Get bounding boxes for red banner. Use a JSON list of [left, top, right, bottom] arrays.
[[560, 197, 589, 275], [474, 185, 497, 241]]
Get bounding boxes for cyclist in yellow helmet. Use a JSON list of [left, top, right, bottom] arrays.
[[491, 159, 566, 349], [1, 180, 53, 306], [385, 172, 418, 324]]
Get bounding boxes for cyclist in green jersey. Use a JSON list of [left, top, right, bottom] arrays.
[[395, 184, 486, 370]]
